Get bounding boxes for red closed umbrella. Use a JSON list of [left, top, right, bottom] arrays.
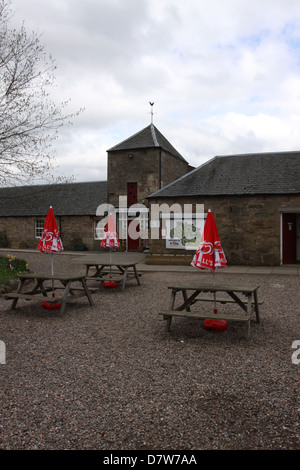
[[37, 206, 63, 305], [37, 206, 63, 257], [191, 209, 226, 271], [101, 213, 120, 250], [101, 213, 120, 288], [191, 209, 227, 330]]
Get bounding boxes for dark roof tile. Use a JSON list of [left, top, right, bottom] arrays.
[[107, 124, 188, 162], [148, 151, 300, 198], [0, 181, 107, 217]]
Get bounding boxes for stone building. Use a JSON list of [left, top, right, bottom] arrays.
[[0, 119, 300, 265], [0, 181, 107, 251], [0, 123, 192, 252], [147, 151, 300, 266], [107, 124, 193, 207], [106, 123, 192, 250]]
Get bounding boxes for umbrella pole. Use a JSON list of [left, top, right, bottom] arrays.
[[213, 271, 217, 314], [51, 253, 55, 298], [109, 248, 112, 279]]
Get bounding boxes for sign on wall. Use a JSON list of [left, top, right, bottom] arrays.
[[165, 213, 204, 250]]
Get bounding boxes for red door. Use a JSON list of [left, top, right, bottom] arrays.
[[127, 183, 139, 250], [282, 213, 297, 264], [127, 220, 139, 251]]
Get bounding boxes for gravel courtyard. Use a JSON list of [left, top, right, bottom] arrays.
[[0, 251, 299, 450]]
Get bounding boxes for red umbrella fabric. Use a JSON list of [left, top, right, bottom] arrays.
[[191, 209, 226, 270], [37, 206, 63, 306], [37, 206, 63, 254], [101, 214, 120, 288], [101, 213, 120, 249], [191, 209, 227, 327]]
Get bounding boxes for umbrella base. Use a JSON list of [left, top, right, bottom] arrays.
[[103, 280, 119, 288], [42, 301, 62, 310], [203, 319, 228, 331]]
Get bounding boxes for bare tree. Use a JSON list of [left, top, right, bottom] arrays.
[[0, 0, 81, 186]]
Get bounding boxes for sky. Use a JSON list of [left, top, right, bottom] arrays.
[[9, 0, 300, 184]]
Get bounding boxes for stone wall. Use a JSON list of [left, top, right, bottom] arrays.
[[107, 148, 191, 207], [3, 193, 300, 264], [160, 151, 192, 190], [59, 216, 99, 250], [147, 194, 300, 266], [0, 215, 106, 251], [0, 217, 35, 248]]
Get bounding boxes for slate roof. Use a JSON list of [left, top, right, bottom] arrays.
[[148, 151, 300, 198], [0, 181, 107, 217], [107, 124, 188, 162]]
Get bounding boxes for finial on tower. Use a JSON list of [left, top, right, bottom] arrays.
[[149, 101, 154, 124]]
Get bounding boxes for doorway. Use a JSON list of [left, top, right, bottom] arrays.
[[282, 212, 300, 264], [127, 219, 139, 251], [127, 182, 139, 251]]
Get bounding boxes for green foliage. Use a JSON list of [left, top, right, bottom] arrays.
[[0, 254, 28, 284]]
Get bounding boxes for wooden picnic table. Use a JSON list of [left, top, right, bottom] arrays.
[[5, 272, 94, 314], [158, 282, 261, 339], [73, 253, 144, 291]]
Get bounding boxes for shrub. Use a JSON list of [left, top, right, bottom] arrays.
[[0, 254, 28, 284]]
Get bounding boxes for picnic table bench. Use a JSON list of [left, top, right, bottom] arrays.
[[5, 272, 95, 314], [73, 253, 144, 291], [158, 283, 261, 339], [84, 262, 140, 290]]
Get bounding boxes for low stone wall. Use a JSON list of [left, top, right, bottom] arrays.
[[145, 254, 193, 265]]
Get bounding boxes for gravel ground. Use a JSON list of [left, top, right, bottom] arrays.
[[0, 251, 299, 450]]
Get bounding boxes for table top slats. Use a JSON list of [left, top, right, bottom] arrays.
[[18, 273, 86, 282], [167, 283, 259, 293]]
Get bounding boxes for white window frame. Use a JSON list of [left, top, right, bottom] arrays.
[[94, 220, 104, 240], [35, 220, 45, 238]]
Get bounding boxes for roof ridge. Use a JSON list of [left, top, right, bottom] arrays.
[[150, 123, 159, 146], [215, 150, 300, 158], [0, 180, 106, 191]]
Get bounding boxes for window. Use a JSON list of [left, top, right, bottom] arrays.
[[35, 220, 45, 238], [94, 220, 104, 240]]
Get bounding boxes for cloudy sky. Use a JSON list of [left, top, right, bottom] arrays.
[[10, 0, 300, 183]]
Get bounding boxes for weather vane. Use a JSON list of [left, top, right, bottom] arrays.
[[149, 102, 154, 124]]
